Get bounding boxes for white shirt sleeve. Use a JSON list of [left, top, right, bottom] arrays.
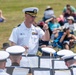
[[36, 27, 45, 39], [9, 27, 18, 44], [73, 23, 76, 31], [63, 23, 69, 29]]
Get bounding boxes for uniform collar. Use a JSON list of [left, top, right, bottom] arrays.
[[0, 69, 4, 72], [12, 62, 20, 66], [70, 64, 76, 67], [21, 22, 35, 30]]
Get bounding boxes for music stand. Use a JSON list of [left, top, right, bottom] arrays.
[[20, 55, 39, 68], [54, 69, 72, 75], [31, 68, 52, 75], [39, 56, 53, 69], [53, 58, 68, 69]]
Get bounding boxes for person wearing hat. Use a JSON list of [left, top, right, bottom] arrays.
[[0, 51, 9, 75], [55, 49, 74, 58], [61, 52, 76, 75], [61, 51, 76, 67], [9, 7, 50, 55], [6, 46, 25, 66], [45, 15, 61, 40], [43, 6, 54, 21], [63, 16, 75, 34], [1, 42, 10, 51]]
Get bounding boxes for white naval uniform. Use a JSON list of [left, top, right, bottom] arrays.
[[70, 64, 76, 75], [0, 69, 9, 75], [9, 22, 45, 55]]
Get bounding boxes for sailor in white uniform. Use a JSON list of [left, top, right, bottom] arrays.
[[56, 49, 74, 57], [61, 51, 76, 75], [6, 45, 25, 66], [6, 46, 30, 75], [0, 51, 9, 75], [70, 56, 76, 75], [61, 51, 76, 67], [9, 7, 50, 55]]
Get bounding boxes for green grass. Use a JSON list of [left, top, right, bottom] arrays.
[[0, 0, 76, 52]]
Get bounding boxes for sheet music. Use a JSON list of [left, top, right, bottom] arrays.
[[12, 67, 29, 75], [72, 67, 76, 75], [54, 60, 68, 69], [34, 70, 50, 75], [20, 56, 39, 67], [55, 70, 71, 75], [40, 58, 52, 69]]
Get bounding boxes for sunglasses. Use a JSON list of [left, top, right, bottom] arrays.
[[27, 13, 36, 18]]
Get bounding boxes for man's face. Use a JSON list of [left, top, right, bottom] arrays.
[[26, 14, 36, 24], [65, 61, 70, 67], [68, 19, 73, 24]]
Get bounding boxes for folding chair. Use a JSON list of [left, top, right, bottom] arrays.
[[51, 31, 76, 51], [51, 31, 64, 51]]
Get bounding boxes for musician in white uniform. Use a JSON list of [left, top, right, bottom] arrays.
[[61, 51, 76, 67], [6, 46, 25, 66], [9, 7, 50, 55], [61, 51, 76, 75], [0, 51, 9, 75]]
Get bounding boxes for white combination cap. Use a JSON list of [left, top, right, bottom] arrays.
[[23, 7, 39, 13], [41, 47, 56, 53], [6, 46, 25, 55], [22, 7, 39, 17], [61, 52, 76, 61], [57, 49, 74, 56], [0, 51, 9, 61], [67, 16, 74, 21]]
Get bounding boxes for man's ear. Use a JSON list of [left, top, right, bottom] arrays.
[[65, 61, 69, 67], [20, 56, 22, 60]]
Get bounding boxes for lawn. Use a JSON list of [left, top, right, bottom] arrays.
[[0, 0, 76, 51]]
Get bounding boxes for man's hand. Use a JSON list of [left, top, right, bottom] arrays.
[[23, 46, 29, 50], [43, 23, 49, 30]]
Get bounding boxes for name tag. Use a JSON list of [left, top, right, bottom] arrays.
[[32, 32, 38, 35]]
